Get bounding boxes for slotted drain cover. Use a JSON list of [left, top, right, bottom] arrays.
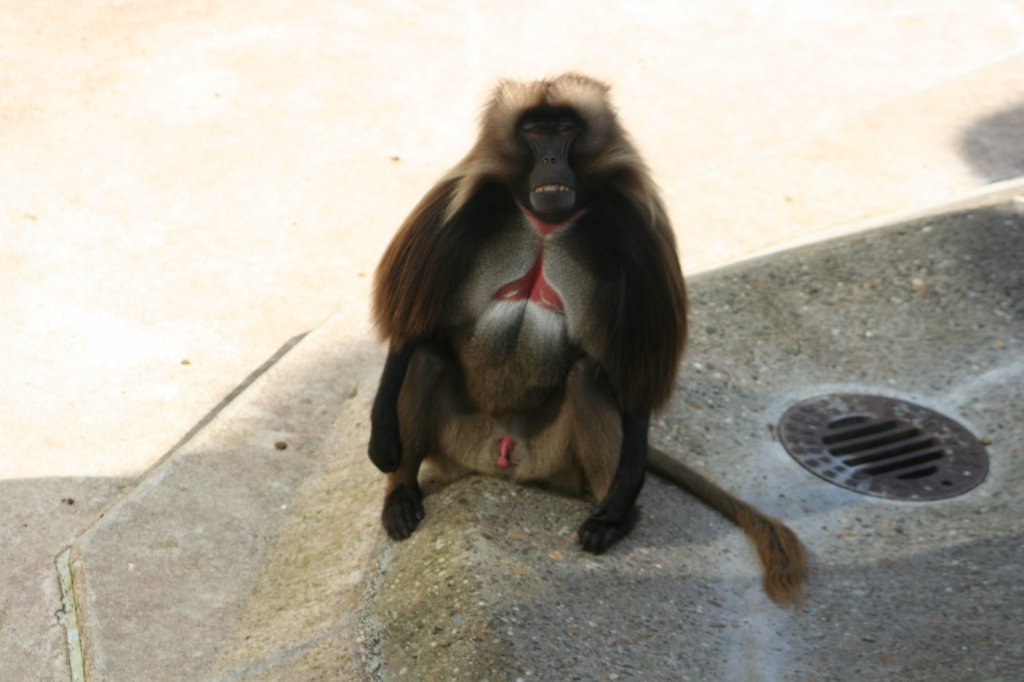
[[778, 394, 988, 500]]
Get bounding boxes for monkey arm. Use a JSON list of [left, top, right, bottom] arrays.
[[578, 408, 650, 553], [571, 191, 687, 414], [368, 340, 419, 472], [369, 180, 470, 473]]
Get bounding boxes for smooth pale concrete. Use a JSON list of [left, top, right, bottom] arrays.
[[3, 2, 1024, 679], [674, 56, 1024, 265]]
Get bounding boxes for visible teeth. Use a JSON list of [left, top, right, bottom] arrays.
[[534, 184, 572, 193]]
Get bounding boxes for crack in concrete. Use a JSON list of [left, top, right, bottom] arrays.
[[55, 548, 86, 682], [357, 544, 393, 682], [213, 622, 357, 682]]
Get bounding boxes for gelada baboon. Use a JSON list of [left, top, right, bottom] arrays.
[[368, 73, 805, 603]]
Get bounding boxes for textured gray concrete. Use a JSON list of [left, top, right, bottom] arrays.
[[357, 186, 1024, 682], [67, 185, 1023, 680]]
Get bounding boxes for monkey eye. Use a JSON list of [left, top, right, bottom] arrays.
[[521, 125, 574, 139]]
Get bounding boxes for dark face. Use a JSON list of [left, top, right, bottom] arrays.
[[517, 107, 581, 221]]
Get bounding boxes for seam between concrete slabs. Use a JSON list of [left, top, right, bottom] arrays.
[[60, 330, 309, 550], [56, 548, 86, 682], [53, 330, 309, 680]]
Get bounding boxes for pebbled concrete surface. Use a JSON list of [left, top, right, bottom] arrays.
[[66, 186, 1024, 680], [357, 189, 1024, 682]]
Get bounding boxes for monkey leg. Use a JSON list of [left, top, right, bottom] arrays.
[[368, 341, 419, 473], [380, 345, 452, 540], [565, 360, 647, 553]]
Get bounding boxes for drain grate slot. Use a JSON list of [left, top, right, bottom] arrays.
[[826, 415, 869, 430], [896, 465, 941, 480], [841, 436, 938, 466], [823, 419, 900, 445], [862, 449, 944, 476], [826, 426, 922, 455], [778, 394, 989, 501]]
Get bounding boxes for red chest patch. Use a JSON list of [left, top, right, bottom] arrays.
[[492, 208, 583, 314], [493, 251, 564, 312]]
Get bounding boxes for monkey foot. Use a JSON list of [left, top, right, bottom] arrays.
[[382, 484, 424, 540], [577, 506, 639, 553]]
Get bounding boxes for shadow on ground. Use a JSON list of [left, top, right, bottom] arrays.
[[959, 99, 1024, 181]]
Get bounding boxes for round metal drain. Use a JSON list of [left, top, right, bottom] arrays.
[[778, 394, 988, 500]]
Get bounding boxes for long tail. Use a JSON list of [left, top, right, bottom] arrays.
[[647, 447, 807, 605]]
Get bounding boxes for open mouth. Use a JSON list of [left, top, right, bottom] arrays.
[[532, 184, 573, 193]]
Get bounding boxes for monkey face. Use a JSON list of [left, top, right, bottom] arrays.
[[517, 106, 581, 220]]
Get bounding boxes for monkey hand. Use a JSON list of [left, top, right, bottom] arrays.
[[577, 506, 639, 553], [368, 421, 403, 472]]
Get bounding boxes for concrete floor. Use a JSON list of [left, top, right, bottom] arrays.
[[2, 2, 1024, 680], [59, 185, 1024, 681]]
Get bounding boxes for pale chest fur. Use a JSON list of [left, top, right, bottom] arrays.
[[450, 210, 599, 412]]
